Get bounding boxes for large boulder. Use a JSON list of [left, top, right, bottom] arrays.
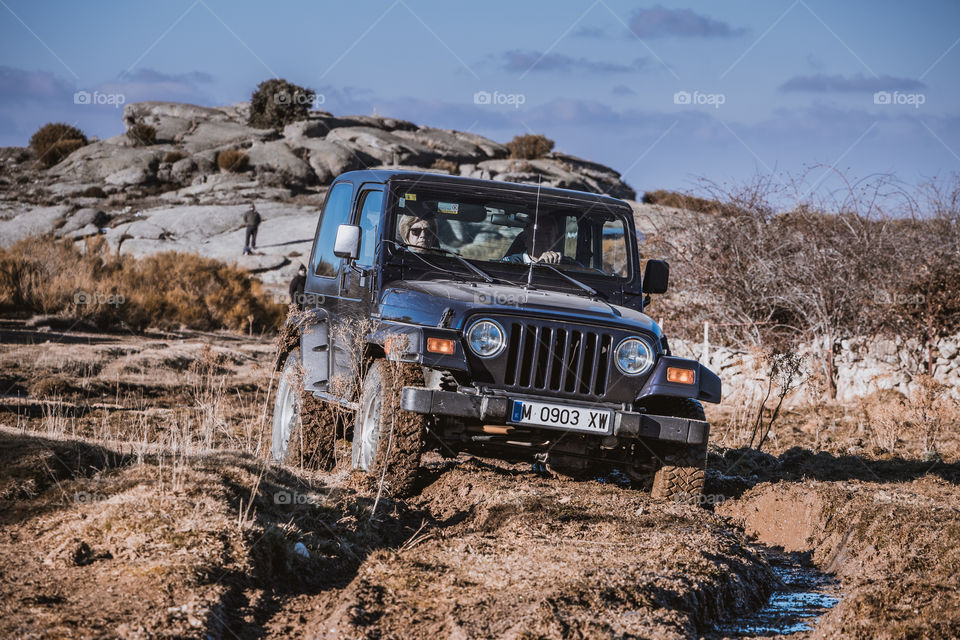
[[180, 121, 269, 152], [0, 205, 71, 247], [46, 139, 162, 184], [392, 127, 504, 163], [325, 126, 437, 166], [293, 139, 361, 184], [245, 140, 314, 185], [122, 102, 234, 144]]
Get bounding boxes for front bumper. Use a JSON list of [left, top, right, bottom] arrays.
[[400, 387, 709, 445]]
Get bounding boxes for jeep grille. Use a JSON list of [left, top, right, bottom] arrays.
[[501, 321, 613, 399]]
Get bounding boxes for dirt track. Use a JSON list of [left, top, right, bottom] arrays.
[[1, 322, 959, 639]]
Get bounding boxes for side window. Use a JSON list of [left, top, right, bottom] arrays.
[[312, 182, 354, 277], [355, 189, 383, 267]]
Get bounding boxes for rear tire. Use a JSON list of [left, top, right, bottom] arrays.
[[352, 359, 426, 496], [646, 398, 708, 504], [271, 349, 338, 470]]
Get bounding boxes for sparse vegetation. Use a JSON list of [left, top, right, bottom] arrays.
[[126, 122, 157, 146], [0, 236, 284, 332], [506, 133, 554, 160], [162, 150, 187, 164], [248, 78, 314, 129], [430, 158, 458, 174], [78, 185, 107, 198], [217, 148, 249, 173], [642, 189, 725, 214], [651, 173, 960, 398], [29, 122, 88, 168]]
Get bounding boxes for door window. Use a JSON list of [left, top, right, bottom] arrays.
[[312, 182, 354, 277]]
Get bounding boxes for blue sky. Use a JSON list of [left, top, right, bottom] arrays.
[[1, 0, 958, 200]]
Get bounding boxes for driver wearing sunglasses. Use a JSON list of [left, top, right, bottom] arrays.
[[398, 214, 439, 253]]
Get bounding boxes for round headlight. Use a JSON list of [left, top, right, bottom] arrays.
[[615, 337, 654, 376], [466, 319, 506, 358]]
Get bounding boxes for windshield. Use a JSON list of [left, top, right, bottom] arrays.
[[391, 187, 631, 278]]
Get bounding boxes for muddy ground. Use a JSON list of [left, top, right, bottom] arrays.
[[1, 318, 958, 639]]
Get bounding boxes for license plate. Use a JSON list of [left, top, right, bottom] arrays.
[[509, 399, 613, 435]]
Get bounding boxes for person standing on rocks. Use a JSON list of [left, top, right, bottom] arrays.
[[243, 202, 261, 255], [289, 264, 307, 310]]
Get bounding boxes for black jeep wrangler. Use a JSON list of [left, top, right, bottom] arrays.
[[272, 170, 720, 500]]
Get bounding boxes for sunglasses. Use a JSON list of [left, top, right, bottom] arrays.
[[409, 227, 432, 237]]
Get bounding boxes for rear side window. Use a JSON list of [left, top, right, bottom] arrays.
[[312, 182, 354, 276]]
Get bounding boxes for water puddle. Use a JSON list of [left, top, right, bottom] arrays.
[[717, 549, 841, 637]]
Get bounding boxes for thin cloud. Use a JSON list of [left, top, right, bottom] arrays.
[[573, 25, 607, 38], [779, 73, 926, 93], [117, 69, 214, 85], [501, 50, 646, 74], [628, 6, 746, 38], [0, 66, 74, 103], [612, 84, 636, 96]]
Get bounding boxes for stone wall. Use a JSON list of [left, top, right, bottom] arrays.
[[671, 334, 960, 406]]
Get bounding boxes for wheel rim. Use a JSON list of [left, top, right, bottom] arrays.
[[356, 389, 382, 471], [272, 369, 296, 462]]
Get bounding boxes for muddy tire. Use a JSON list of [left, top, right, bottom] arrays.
[[648, 398, 708, 504], [271, 349, 338, 470], [352, 359, 426, 496]]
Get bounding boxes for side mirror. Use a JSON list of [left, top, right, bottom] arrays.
[[642, 260, 669, 294], [333, 224, 361, 260]]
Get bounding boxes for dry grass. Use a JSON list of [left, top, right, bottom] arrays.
[[0, 236, 285, 332], [863, 376, 960, 455]]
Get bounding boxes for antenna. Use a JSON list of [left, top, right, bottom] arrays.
[[527, 174, 541, 287]]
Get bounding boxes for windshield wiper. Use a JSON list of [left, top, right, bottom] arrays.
[[392, 241, 499, 284], [528, 261, 599, 297]]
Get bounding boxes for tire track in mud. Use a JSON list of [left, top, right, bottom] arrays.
[[255, 456, 781, 640]]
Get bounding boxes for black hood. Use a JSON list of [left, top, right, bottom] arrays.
[[379, 279, 661, 336]]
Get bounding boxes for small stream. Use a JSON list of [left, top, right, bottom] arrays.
[[717, 549, 841, 637]]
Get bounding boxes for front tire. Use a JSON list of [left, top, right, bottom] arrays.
[[646, 398, 708, 504], [271, 349, 338, 470], [352, 359, 426, 496]]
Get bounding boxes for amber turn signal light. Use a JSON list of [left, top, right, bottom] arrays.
[[666, 367, 695, 384], [426, 338, 456, 355]]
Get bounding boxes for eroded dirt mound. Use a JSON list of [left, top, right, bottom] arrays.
[[295, 458, 776, 640], [0, 430, 782, 639], [720, 478, 960, 639]]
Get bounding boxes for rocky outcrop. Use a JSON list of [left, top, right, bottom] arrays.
[[0, 100, 637, 285]]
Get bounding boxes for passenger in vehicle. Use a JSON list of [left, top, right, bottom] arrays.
[[503, 215, 563, 264]]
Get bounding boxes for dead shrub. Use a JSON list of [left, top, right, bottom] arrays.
[[506, 134, 554, 160], [78, 186, 107, 198], [29, 123, 87, 167], [430, 158, 459, 174], [0, 236, 284, 333], [248, 78, 313, 129], [642, 189, 725, 214], [863, 377, 959, 455], [126, 123, 156, 146], [217, 149, 249, 173], [162, 150, 187, 164]]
